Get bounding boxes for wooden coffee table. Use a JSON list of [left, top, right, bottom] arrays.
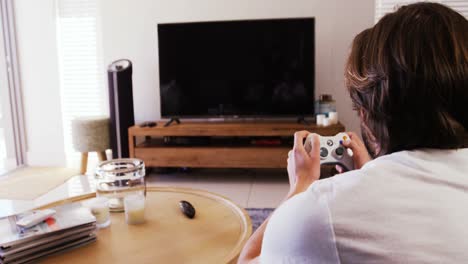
[[41, 187, 252, 264]]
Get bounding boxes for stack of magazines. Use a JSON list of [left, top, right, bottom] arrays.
[[0, 203, 97, 264]]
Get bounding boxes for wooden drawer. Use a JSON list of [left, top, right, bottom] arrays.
[[134, 147, 290, 168]]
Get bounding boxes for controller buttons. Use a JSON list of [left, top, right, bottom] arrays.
[[320, 147, 328, 158], [335, 147, 344, 156], [326, 139, 333, 146]]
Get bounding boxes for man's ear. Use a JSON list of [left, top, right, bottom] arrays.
[[359, 108, 367, 122]]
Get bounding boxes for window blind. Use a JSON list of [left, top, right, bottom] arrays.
[[56, 0, 106, 168], [375, 0, 468, 22]]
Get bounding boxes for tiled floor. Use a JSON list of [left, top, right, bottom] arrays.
[[146, 168, 289, 209]]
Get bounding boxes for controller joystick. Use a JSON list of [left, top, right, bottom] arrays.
[[304, 132, 355, 172]]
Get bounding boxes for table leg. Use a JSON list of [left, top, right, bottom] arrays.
[[80, 152, 88, 175], [98, 151, 107, 162]]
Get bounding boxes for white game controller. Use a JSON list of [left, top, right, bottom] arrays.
[[304, 132, 355, 171]]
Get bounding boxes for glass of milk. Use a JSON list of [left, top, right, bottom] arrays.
[[84, 197, 111, 228], [124, 193, 146, 225]]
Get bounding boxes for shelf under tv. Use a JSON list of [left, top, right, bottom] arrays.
[[128, 121, 345, 169]]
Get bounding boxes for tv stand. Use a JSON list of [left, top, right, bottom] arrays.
[[164, 117, 181, 127], [297, 116, 312, 126], [129, 121, 344, 169]]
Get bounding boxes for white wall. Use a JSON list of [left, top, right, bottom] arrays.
[[15, 0, 373, 166], [14, 0, 66, 166], [100, 0, 374, 133]]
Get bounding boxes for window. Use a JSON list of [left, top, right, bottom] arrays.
[[56, 0, 107, 168], [0, 0, 26, 173], [0, 28, 16, 172], [375, 0, 468, 22]]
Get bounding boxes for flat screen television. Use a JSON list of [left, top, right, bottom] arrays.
[[158, 17, 315, 118]]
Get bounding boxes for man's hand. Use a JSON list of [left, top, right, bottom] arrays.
[[238, 131, 321, 264], [336, 131, 372, 173], [287, 131, 321, 195]]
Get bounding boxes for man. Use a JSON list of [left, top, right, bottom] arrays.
[[239, 3, 468, 263]]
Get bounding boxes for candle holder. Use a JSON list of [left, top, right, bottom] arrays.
[[95, 158, 146, 212]]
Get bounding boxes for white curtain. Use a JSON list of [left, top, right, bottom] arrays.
[[56, 0, 107, 168], [0, 0, 25, 172], [375, 0, 468, 22]]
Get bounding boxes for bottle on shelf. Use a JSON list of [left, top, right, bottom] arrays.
[[315, 94, 338, 126], [315, 94, 336, 115]]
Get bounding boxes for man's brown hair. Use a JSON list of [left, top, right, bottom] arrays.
[[345, 2, 468, 157]]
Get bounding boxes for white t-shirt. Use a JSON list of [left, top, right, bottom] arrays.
[[261, 148, 468, 264]]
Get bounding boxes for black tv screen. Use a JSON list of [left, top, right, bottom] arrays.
[[158, 18, 315, 118]]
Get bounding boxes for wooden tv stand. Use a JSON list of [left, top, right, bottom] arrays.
[[128, 121, 345, 169]]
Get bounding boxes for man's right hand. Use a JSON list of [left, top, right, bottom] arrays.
[[336, 132, 372, 173]]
